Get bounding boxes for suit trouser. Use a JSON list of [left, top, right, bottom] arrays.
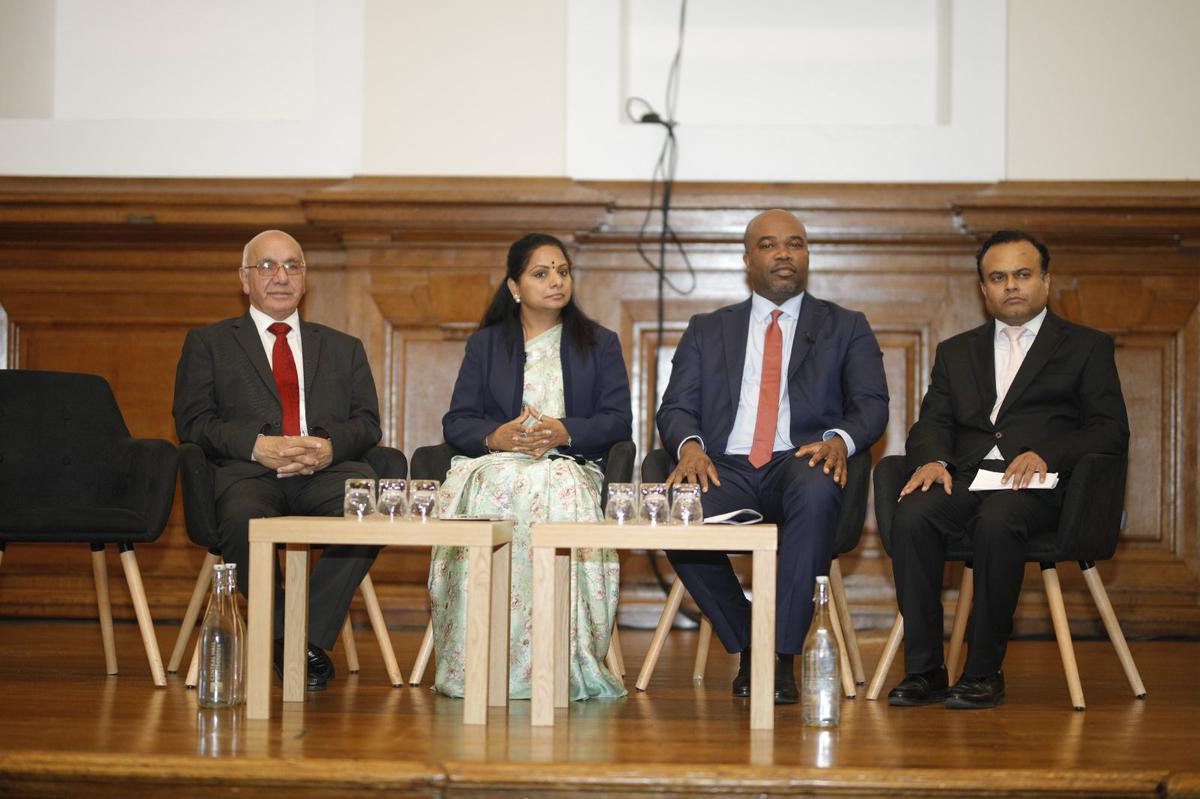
[[666, 451, 842, 655], [890, 463, 1064, 677], [215, 460, 379, 651]]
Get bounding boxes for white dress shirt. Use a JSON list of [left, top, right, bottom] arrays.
[[248, 305, 309, 435], [984, 306, 1047, 459], [680, 292, 855, 459]]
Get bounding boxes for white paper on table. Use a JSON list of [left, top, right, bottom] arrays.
[[968, 469, 1058, 492], [703, 508, 764, 525]]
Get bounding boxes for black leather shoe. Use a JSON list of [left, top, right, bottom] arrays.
[[731, 649, 751, 697], [945, 671, 1005, 709], [887, 665, 949, 706], [774, 653, 799, 705], [273, 642, 334, 692]]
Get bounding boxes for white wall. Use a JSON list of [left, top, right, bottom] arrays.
[[0, 0, 1197, 180], [1006, 0, 1200, 179], [361, 0, 565, 176]]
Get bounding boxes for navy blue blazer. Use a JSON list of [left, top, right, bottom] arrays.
[[657, 295, 889, 458], [442, 321, 633, 463]]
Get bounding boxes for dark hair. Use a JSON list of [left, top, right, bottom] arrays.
[[479, 232, 597, 355], [975, 230, 1051, 282]]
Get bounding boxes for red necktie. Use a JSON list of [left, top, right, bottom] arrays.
[[267, 322, 301, 436], [748, 309, 783, 468]]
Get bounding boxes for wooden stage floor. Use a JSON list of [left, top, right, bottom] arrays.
[[1, 621, 1198, 798]]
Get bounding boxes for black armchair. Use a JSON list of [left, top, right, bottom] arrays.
[[405, 440, 637, 684], [865, 453, 1146, 709], [632, 448, 871, 694], [170, 442, 408, 687], [0, 370, 177, 685]]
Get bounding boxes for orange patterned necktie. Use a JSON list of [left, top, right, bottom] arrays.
[[748, 309, 783, 468]]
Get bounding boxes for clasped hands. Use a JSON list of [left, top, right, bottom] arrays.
[[898, 450, 1050, 498], [485, 404, 569, 459], [664, 435, 850, 491], [253, 435, 333, 478]]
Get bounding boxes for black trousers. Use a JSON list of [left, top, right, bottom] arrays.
[[215, 460, 379, 651], [890, 462, 1064, 677], [666, 451, 842, 655]]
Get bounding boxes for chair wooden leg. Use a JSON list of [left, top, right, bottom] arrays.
[[866, 614, 904, 701], [91, 546, 118, 676], [826, 585, 857, 699], [692, 616, 713, 681], [168, 552, 219, 673], [409, 619, 434, 685], [829, 559, 865, 685], [359, 573, 403, 686], [119, 546, 167, 687], [185, 637, 200, 688], [1080, 561, 1146, 699], [1041, 564, 1085, 710], [946, 565, 973, 684], [605, 621, 625, 680], [635, 577, 686, 691], [340, 615, 361, 673]]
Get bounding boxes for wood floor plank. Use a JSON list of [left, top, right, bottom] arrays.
[[0, 620, 1197, 797]]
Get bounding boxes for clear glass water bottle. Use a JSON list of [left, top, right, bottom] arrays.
[[197, 563, 243, 708], [224, 563, 246, 706], [801, 575, 840, 727]]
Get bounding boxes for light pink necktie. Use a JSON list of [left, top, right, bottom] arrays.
[[990, 325, 1025, 423]]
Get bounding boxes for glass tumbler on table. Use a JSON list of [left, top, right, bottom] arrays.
[[670, 483, 703, 525], [377, 478, 408, 520], [605, 482, 637, 524], [343, 478, 376, 520], [639, 482, 670, 525], [409, 479, 440, 521]]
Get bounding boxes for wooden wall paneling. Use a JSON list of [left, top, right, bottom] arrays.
[[1, 177, 1198, 637]]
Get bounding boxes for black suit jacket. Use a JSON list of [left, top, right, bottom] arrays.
[[905, 309, 1129, 476], [173, 311, 382, 496], [441, 322, 632, 463], [656, 295, 890, 458]]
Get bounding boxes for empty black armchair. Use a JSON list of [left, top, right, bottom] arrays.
[[0, 370, 177, 685]]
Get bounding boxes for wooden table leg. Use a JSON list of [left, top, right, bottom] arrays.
[[531, 546, 556, 726], [489, 542, 511, 708], [282, 544, 309, 703], [553, 553, 571, 708], [246, 539, 275, 720], [463, 543, 493, 725], [750, 549, 776, 731]]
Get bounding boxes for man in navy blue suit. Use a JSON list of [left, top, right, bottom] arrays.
[[657, 209, 889, 703]]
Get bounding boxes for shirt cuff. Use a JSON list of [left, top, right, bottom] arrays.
[[677, 435, 705, 461], [823, 429, 856, 457]]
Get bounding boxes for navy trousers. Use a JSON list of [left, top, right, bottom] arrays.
[[665, 451, 842, 654]]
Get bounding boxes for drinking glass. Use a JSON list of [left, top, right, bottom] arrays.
[[670, 483, 703, 525], [343, 478, 376, 520], [639, 482, 670, 526], [605, 482, 637, 524], [377, 478, 408, 520], [409, 479, 440, 521]]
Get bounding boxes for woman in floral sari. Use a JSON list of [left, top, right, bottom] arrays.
[[429, 233, 631, 700]]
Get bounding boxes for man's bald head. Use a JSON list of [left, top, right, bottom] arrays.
[[239, 229, 307, 321], [742, 209, 810, 305]]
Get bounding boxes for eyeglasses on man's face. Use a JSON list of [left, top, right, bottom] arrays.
[[243, 258, 306, 277]]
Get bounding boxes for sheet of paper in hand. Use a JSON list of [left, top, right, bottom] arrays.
[[703, 509, 765, 525], [968, 469, 1059, 492]]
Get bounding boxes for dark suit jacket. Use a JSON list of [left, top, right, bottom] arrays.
[[442, 322, 632, 463], [905, 309, 1129, 475], [173, 311, 382, 496], [656, 295, 890, 458]]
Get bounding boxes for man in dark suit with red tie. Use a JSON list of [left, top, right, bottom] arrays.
[[173, 229, 382, 691], [886, 230, 1129, 709], [657, 209, 890, 703]]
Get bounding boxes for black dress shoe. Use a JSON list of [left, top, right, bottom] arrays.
[[273, 642, 334, 692], [731, 649, 751, 697], [945, 671, 1005, 709], [887, 665, 949, 707], [774, 653, 798, 705]]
